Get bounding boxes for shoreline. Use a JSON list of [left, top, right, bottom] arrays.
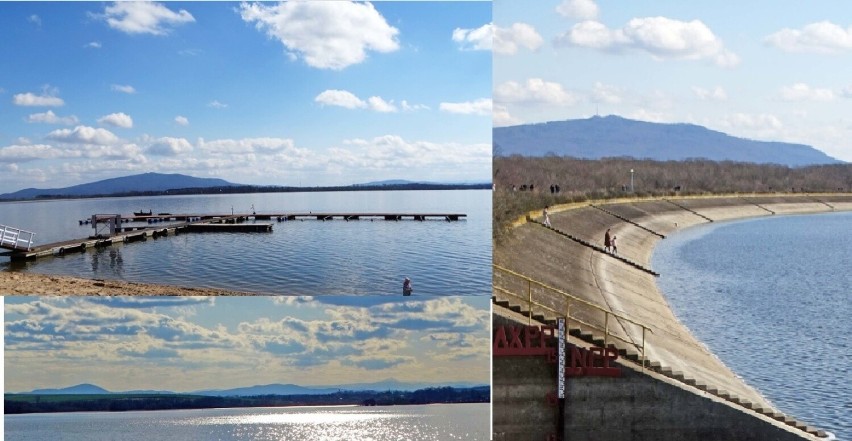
[[0, 271, 260, 295], [494, 193, 852, 425]]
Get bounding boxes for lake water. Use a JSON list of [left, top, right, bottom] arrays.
[[0, 190, 491, 295], [653, 211, 851, 440], [3, 403, 490, 441]]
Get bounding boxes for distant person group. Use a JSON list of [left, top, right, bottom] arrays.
[[509, 183, 562, 193]]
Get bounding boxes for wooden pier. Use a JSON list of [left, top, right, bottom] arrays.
[[5, 216, 272, 262], [79, 212, 467, 224], [5, 210, 466, 262]]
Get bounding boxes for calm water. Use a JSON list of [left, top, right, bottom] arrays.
[[653, 211, 851, 440], [4, 403, 489, 441], [0, 190, 491, 295]]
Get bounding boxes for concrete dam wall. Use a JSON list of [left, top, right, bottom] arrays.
[[493, 194, 852, 440]]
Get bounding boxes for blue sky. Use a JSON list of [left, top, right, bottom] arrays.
[[0, 1, 492, 194], [493, 0, 852, 162], [3, 296, 490, 393]]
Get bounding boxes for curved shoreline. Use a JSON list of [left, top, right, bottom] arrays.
[[494, 193, 852, 431]]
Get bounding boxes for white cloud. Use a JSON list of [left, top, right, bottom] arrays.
[[208, 100, 228, 109], [86, 41, 102, 49], [400, 100, 429, 112], [332, 135, 490, 171], [779, 83, 835, 102], [97, 112, 134, 129], [692, 86, 728, 101], [147, 137, 193, 156], [493, 23, 543, 55], [494, 78, 577, 105], [13, 92, 64, 107], [452, 23, 492, 51], [493, 104, 521, 127], [439, 98, 491, 116], [591, 82, 622, 104], [842, 86, 852, 99], [174, 116, 189, 126], [198, 137, 298, 155], [28, 14, 42, 27], [26, 110, 79, 125], [111, 84, 136, 94], [366, 96, 397, 113], [629, 109, 671, 123], [98, 1, 195, 36], [765, 21, 852, 54], [314, 89, 403, 113], [47, 125, 120, 145], [555, 17, 739, 67], [0, 144, 70, 162], [239, 1, 399, 70], [555, 0, 599, 20], [721, 113, 784, 132], [315, 89, 366, 109]]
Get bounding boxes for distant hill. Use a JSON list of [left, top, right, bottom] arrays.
[[0, 172, 238, 200], [29, 383, 111, 395], [193, 384, 339, 397], [493, 115, 843, 167]]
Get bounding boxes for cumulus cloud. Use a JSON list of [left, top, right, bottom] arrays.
[[174, 115, 189, 126], [765, 21, 852, 53], [495, 78, 577, 105], [692, 86, 728, 101], [779, 83, 835, 101], [452, 23, 492, 51], [239, 1, 399, 70], [493, 23, 543, 55], [722, 113, 783, 132], [97, 1, 195, 36], [591, 82, 622, 104], [98, 112, 134, 129], [28, 14, 42, 27], [555, 17, 739, 67], [146, 137, 193, 156], [111, 84, 136, 94], [0, 144, 71, 162], [439, 98, 491, 116], [26, 110, 79, 125], [198, 137, 298, 155], [314, 89, 405, 113], [208, 100, 227, 109], [13, 91, 64, 107], [47, 125, 119, 145], [555, 0, 599, 20], [493, 104, 521, 127], [86, 41, 102, 49]]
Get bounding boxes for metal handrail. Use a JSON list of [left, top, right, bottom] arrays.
[[0, 224, 36, 251], [493, 263, 653, 370]]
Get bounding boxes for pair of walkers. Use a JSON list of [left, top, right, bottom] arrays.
[[604, 228, 618, 254]]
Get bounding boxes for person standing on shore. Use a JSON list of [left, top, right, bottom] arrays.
[[604, 229, 612, 253], [403, 277, 413, 296], [543, 206, 551, 227]]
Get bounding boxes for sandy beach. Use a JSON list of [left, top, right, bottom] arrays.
[[0, 271, 259, 296]]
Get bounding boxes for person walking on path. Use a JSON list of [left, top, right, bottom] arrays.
[[403, 277, 413, 296], [604, 229, 612, 253], [543, 206, 552, 227], [611, 235, 618, 255]]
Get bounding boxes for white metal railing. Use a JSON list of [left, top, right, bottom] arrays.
[[0, 224, 36, 251]]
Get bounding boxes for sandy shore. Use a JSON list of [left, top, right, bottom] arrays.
[[0, 271, 260, 295]]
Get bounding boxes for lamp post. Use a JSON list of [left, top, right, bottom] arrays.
[[630, 169, 634, 193]]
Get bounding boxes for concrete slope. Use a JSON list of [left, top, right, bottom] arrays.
[[494, 193, 852, 437]]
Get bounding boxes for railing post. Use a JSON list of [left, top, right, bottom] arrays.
[[641, 327, 647, 372], [604, 313, 609, 348], [527, 279, 532, 326]]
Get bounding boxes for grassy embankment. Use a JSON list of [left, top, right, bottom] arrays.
[[493, 156, 852, 241]]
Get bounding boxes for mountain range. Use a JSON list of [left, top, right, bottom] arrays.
[[0, 172, 237, 200], [493, 115, 843, 166], [16, 379, 487, 397]]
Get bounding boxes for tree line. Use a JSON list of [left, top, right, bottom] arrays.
[[5, 386, 490, 414]]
